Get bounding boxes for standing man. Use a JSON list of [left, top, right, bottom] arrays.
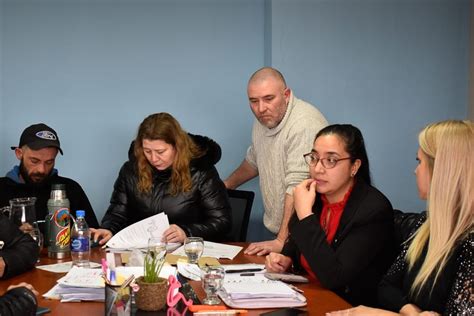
[[0, 123, 99, 232], [224, 67, 328, 255]]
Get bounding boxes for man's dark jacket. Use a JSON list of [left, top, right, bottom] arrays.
[[0, 170, 100, 233], [282, 180, 394, 306], [101, 134, 231, 241]]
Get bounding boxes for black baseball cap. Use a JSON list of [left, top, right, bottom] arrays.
[[11, 123, 63, 155]]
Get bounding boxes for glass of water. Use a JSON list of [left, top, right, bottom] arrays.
[[148, 237, 167, 260], [202, 266, 225, 305], [184, 237, 204, 264]]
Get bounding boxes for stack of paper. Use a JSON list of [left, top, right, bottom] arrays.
[[43, 266, 105, 302], [219, 273, 306, 309], [43, 265, 177, 302]]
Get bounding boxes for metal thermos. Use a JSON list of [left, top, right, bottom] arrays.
[[46, 184, 71, 259]]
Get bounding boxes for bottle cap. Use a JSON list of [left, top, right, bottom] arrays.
[[76, 210, 85, 218], [51, 183, 66, 190]]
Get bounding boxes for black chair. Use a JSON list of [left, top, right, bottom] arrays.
[[225, 189, 255, 242]]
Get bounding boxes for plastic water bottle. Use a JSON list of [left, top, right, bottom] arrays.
[[71, 210, 90, 267]]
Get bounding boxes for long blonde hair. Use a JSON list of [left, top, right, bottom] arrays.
[[134, 113, 203, 195], [407, 120, 474, 295]]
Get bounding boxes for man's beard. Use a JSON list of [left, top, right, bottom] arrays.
[[19, 161, 52, 185]]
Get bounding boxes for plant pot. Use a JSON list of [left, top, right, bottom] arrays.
[[135, 276, 168, 311]]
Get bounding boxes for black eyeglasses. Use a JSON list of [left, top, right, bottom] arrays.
[[303, 153, 352, 169]]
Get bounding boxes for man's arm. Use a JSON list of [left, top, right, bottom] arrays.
[[244, 193, 293, 255], [223, 159, 258, 189]]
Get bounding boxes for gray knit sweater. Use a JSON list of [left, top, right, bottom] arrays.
[[246, 91, 328, 234]]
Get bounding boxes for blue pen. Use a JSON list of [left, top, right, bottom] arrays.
[[109, 269, 116, 285]]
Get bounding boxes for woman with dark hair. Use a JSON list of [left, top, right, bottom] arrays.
[[265, 124, 394, 306], [92, 112, 231, 244]]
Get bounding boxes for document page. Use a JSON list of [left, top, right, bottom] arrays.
[[106, 213, 171, 249], [172, 241, 242, 259]]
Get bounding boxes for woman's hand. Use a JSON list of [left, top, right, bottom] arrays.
[[7, 282, 39, 296], [293, 179, 317, 220], [162, 224, 186, 243], [90, 228, 113, 245], [328, 305, 398, 315], [265, 252, 292, 273]]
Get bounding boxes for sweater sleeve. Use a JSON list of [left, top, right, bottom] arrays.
[[283, 115, 325, 195], [0, 216, 38, 279], [0, 287, 37, 316], [179, 167, 232, 241]]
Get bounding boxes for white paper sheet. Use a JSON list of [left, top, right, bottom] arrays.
[[106, 213, 171, 249], [36, 261, 101, 273], [172, 241, 242, 259]]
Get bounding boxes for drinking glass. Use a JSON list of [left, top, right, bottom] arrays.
[[148, 237, 167, 261], [9, 197, 37, 233], [29, 224, 44, 263], [184, 237, 204, 264], [201, 266, 225, 305]]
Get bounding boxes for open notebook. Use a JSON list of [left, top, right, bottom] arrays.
[[219, 272, 306, 309]]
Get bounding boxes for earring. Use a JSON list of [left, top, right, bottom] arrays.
[[351, 172, 356, 177]]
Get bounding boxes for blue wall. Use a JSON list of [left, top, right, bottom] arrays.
[[1, 0, 470, 241], [270, 0, 470, 213]]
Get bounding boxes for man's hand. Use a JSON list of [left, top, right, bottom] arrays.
[[244, 239, 284, 256], [162, 225, 187, 243], [0, 257, 5, 278], [90, 228, 113, 245]]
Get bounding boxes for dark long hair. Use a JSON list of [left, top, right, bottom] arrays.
[[315, 124, 372, 186]]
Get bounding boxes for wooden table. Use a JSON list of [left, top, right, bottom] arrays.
[[0, 244, 351, 315]]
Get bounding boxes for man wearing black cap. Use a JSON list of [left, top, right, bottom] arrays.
[[0, 123, 99, 233]]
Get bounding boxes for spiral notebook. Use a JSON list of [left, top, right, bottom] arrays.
[[219, 273, 307, 309]]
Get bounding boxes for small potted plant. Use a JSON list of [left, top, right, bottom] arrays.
[[135, 240, 169, 311]]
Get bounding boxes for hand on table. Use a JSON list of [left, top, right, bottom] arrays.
[[265, 252, 292, 273], [7, 282, 39, 296], [328, 305, 398, 316], [244, 238, 284, 256]]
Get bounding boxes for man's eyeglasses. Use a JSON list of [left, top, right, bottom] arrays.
[[303, 153, 352, 169]]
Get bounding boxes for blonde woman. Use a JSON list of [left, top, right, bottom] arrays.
[[92, 113, 231, 244], [330, 120, 473, 315]]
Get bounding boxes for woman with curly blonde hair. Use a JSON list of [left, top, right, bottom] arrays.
[[330, 119, 473, 315], [92, 113, 231, 244]]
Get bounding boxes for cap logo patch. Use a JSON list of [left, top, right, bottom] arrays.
[[36, 131, 57, 140]]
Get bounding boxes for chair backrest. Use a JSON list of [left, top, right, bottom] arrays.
[[225, 189, 255, 242]]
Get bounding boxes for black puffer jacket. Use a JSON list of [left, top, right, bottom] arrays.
[[0, 214, 38, 279], [0, 286, 37, 316], [101, 134, 231, 241]]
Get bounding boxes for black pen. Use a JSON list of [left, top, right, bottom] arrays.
[[225, 268, 263, 274]]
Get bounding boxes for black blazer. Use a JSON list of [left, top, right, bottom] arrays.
[[282, 180, 394, 306]]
